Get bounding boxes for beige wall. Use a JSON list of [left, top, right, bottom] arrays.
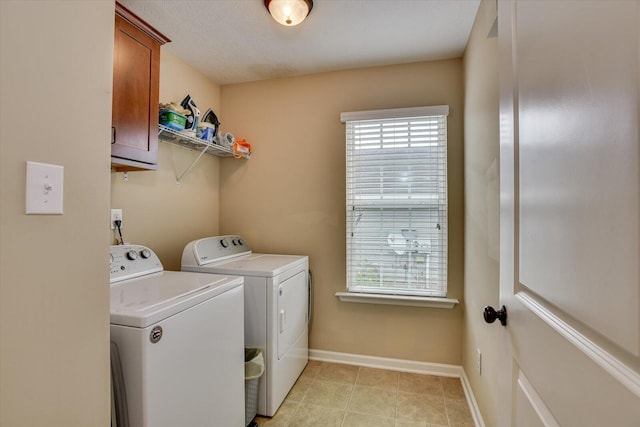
[[0, 0, 498, 423], [462, 0, 500, 425], [220, 61, 465, 364], [110, 51, 222, 271], [0, 1, 114, 425]]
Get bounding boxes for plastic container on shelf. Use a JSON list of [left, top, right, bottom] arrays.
[[159, 110, 187, 131], [196, 122, 216, 143]]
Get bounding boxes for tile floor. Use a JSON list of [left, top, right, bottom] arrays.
[[254, 361, 475, 427]]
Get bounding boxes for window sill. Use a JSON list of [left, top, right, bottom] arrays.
[[335, 292, 459, 309]]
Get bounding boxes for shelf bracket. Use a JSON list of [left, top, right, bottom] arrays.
[[156, 125, 244, 186], [175, 143, 210, 186]]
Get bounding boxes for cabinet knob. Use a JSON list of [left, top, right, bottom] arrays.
[[483, 305, 507, 326], [111, 126, 116, 144]]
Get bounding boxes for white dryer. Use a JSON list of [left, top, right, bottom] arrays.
[[182, 236, 310, 417], [110, 244, 245, 427]]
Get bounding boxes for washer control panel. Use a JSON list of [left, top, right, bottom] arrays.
[[110, 245, 163, 283], [189, 235, 251, 265]]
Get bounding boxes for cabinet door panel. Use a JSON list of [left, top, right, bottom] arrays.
[[111, 14, 159, 170]]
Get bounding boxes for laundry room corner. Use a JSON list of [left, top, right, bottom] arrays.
[[219, 60, 465, 366], [110, 51, 223, 270]]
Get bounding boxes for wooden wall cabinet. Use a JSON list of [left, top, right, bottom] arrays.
[[111, 3, 169, 172]]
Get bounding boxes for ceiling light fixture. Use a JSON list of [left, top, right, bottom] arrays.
[[264, 0, 313, 26]]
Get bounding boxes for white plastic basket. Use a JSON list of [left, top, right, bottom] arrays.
[[245, 377, 260, 426], [244, 348, 265, 426]]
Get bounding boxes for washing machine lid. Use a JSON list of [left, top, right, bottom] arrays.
[[184, 253, 308, 278], [110, 271, 243, 328]]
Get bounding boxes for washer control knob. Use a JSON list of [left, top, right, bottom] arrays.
[[220, 239, 229, 248], [232, 239, 238, 246], [238, 239, 244, 246], [126, 250, 138, 261], [140, 248, 151, 259]]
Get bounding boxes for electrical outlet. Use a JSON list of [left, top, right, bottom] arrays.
[[111, 209, 123, 230], [476, 348, 482, 375]]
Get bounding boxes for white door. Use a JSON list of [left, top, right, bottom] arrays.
[[497, 1, 640, 426]]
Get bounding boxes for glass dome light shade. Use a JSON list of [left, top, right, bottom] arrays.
[[265, 0, 313, 26]]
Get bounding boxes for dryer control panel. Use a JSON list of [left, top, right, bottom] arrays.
[[110, 245, 163, 283], [183, 235, 252, 266]]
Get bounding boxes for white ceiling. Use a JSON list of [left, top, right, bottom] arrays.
[[119, 0, 481, 85]]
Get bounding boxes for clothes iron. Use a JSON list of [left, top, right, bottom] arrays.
[[201, 108, 220, 137], [180, 95, 200, 131]]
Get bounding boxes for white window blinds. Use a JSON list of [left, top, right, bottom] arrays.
[[342, 106, 449, 297]]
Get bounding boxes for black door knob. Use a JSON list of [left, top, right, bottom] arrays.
[[484, 305, 507, 326]]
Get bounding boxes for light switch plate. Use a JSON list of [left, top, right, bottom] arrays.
[[26, 161, 64, 214]]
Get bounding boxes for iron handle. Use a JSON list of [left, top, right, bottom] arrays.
[[484, 305, 507, 326]]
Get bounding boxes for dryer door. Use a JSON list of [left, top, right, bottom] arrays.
[[277, 270, 308, 360]]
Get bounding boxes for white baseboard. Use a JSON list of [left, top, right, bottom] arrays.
[[460, 368, 486, 427], [309, 348, 485, 427], [309, 348, 461, 377]]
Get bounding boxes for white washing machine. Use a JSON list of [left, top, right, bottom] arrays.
[[109, 244, 245, 427], [182, 236, 310, 417]]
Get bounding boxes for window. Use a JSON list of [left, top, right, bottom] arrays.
[[342, 106, 449, 298]]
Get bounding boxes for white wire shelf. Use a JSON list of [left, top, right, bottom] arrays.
[[158, 124, 234, 158]]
